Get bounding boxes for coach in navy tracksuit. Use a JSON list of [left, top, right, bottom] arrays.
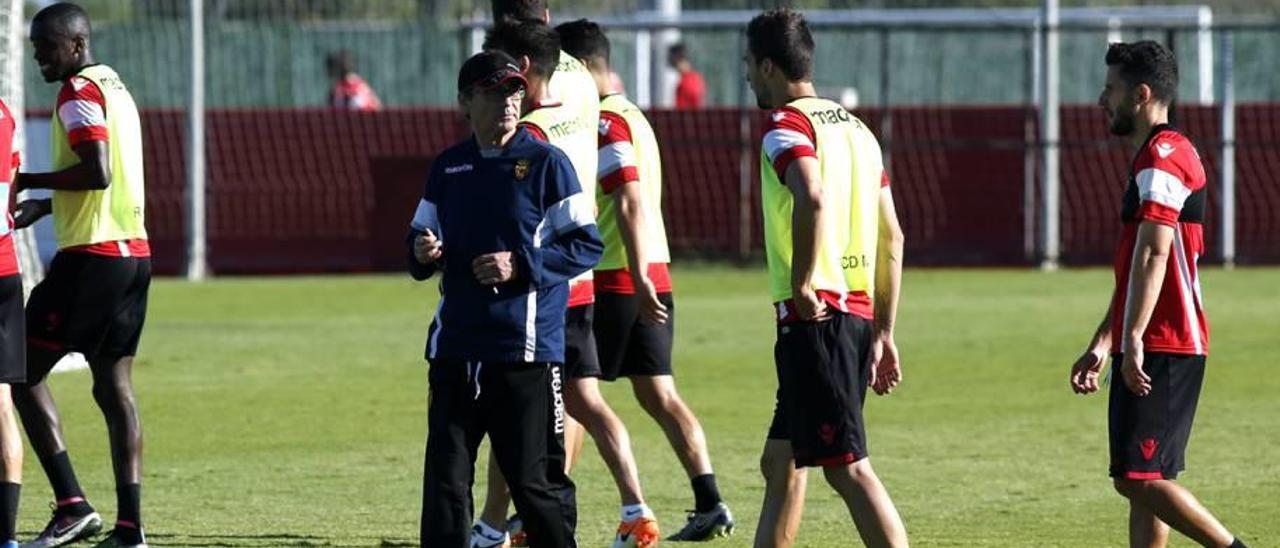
[[409, 50, 601, 548]]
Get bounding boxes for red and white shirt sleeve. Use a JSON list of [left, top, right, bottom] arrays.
[[57, 77, 110, 147], [597, 112, 639, 192], [1133, 136, 1202, 225], [762, 106, 816, 180]]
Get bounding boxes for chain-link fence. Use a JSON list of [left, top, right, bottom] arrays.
[[20, 3, 1280, 109], [13, 2, 1280, 272]]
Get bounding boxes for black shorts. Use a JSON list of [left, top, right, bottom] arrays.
[[25, 252, 151, 384], [593, 292, 674, 381], [768, 313, 872, 468], [1109, 352, 1206, 480], [563, 304, 601, 379], [0, 275, 25, 384]]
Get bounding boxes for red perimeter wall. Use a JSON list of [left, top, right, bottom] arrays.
[[124, 105, 1278, 275]]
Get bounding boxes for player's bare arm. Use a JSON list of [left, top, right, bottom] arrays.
[[784, 155, 829, 322], [1120, 221, 1175, 397], [613, 181, 668, 325], [14, 141, 111, 192], [871, 186, 905, 395], [1070, 289, 1115, 394]]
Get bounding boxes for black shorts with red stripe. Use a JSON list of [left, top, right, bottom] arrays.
[[768, 312, 872, 468], [1109, 352, 1206, 480], [25, 252, 151, 384], [0, 275, 25, 384]]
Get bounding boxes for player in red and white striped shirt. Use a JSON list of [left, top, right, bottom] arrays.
[[0, 97, 26, 548], [1069, 41, 1248, 548]]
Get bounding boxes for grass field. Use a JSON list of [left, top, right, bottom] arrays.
[[15, 266, 1279, 547]]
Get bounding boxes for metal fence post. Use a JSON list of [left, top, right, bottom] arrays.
[[1198, 6, 1214, 104], [186, 0, 208, 281], [635, 30, 652, 108], [878, 28, 892, 175], [1218, 30, 1236, 267], [1039, 0, 1061, 270], [737, 30, 752, 260], [1024, 25, 1040, 262]]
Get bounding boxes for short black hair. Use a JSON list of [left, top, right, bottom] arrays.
[[32, 2, 91, 39], [484, 20, 560, 81], [326, 50, 354, 74], [491, 0, 545, 26], [746, 8, 813, 82], [556, 19, 610, 66], [1105, 40, 1179, 103], [668, 42, 688, 60]]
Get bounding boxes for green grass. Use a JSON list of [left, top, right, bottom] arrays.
[[18, 266, 1279, 547]]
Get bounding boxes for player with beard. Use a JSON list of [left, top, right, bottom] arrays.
[[1069, 40, 1248, 548]]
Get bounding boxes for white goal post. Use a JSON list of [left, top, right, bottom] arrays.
[[1, 0, 45, 296]]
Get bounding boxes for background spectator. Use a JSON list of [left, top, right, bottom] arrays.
[[667, 43, 705, 109], [326, 50, 382, 111]]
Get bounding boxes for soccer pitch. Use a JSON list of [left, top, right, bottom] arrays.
[[17, 266, 1278, 547]]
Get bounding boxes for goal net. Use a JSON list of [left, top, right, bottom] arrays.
[[0, 0, 44, 294]]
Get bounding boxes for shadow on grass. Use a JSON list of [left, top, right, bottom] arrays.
[[74, 533, 418, 547]]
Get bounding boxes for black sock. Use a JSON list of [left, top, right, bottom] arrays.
[[111, 521, 144, 544], [38, 452, 91, 515], [0, 482, 19, 542], [1229, 538, 1247, 548], [690, 474, 722, 512], [116, 483, 141, 529]]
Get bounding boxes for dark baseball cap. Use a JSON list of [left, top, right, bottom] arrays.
[[458, 50, 528, 93]]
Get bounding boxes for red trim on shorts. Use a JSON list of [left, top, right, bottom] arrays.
[[27, 337, 64, 351], [812, 453, 857, 467], [776, 290, 872, 324], [1124, 471, 1165, 480], [568, 280, 595, 307], [594, 263, 672, 294], [63, 239, 151, 258]]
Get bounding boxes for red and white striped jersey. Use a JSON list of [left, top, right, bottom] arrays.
[[1110, 125, 1209, 356], [0, 99, 20, 277], [330, 74, 382, 111]]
